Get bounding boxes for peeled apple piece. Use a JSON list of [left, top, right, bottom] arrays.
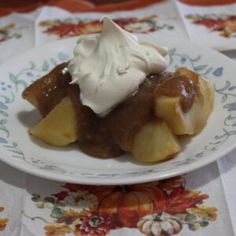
[[29, 96, 78, 146], [154, 67, 214, 135], [131, 120, 181, 163]]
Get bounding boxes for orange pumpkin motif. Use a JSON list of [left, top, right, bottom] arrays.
[[93, 184, 166, 227]]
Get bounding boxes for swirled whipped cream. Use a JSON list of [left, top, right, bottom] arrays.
[[68, 17, 168, 116]]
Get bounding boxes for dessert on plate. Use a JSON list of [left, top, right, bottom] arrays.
[[22, 17, 214, 163]]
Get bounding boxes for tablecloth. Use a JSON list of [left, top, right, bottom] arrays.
[[0, 1, 236, 235]]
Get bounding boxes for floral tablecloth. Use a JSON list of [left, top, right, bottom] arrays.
[[0, 0, 236, 236]]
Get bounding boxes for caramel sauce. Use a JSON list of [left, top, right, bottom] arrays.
[[22, 62, 71, 116], [154, 73, 196, 113], [106, 73, 164, 152], [69, 84, 123, 158], [25, 63, 196, 158], [70, 73, 168, 157]]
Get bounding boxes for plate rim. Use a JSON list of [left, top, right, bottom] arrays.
[[0, 36, 236, 185]]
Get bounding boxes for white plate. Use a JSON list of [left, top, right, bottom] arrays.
[[0, 36, 236, 185]]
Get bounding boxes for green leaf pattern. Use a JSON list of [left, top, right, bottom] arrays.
[[0, 52, 69, 161]]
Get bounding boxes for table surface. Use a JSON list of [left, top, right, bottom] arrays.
[[0, 1, 236, 236]]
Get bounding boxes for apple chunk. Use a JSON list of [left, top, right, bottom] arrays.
[[154, 67, 214, 135], [131, 120, 181, 163], [29, 96, 78, 146]]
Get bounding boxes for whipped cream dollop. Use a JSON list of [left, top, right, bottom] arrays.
[[68, 17, 168, 116]]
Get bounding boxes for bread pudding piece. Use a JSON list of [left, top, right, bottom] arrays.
[[22, 64, 214, 163], [22, 62, 71, 117]]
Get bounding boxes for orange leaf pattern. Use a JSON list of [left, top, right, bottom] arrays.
[[25, 176, 218, 236], [39, 16, 174, 38], [186, 14, 236, 38], [0, 207, 8, 231], [0, 23, 22, 43], [45, 224, 71, 236]]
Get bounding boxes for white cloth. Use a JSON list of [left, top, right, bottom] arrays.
[[176, 1, 236, 51], [0, 1, 235, 235]]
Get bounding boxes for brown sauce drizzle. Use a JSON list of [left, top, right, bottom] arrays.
[[154, 73, 196, 113], [22, 62, 71, 116], [68, 84, 123, 158], [26, 63, 196, 158], [106, 73, 164, 152], [69, 73, 175, 157], [69, 68, 196, 158]]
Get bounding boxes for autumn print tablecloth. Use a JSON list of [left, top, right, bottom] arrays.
[[0, 1, 236, 236], [176, 0, 236, 51], [0, 161, 234, 236]]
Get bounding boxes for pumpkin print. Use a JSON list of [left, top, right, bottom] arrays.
[[137, 212, 182, 236], [27, 178, 218, 236], [95, 185, 166, 227]]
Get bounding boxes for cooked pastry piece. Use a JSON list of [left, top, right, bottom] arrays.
[[131, 120, 181, 163], [22, 62, 71, 116], [29, 96, 78, 146], [22, 64, 214, 163], [154, 67, 214, 135], [75, 102, 124, 158]]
